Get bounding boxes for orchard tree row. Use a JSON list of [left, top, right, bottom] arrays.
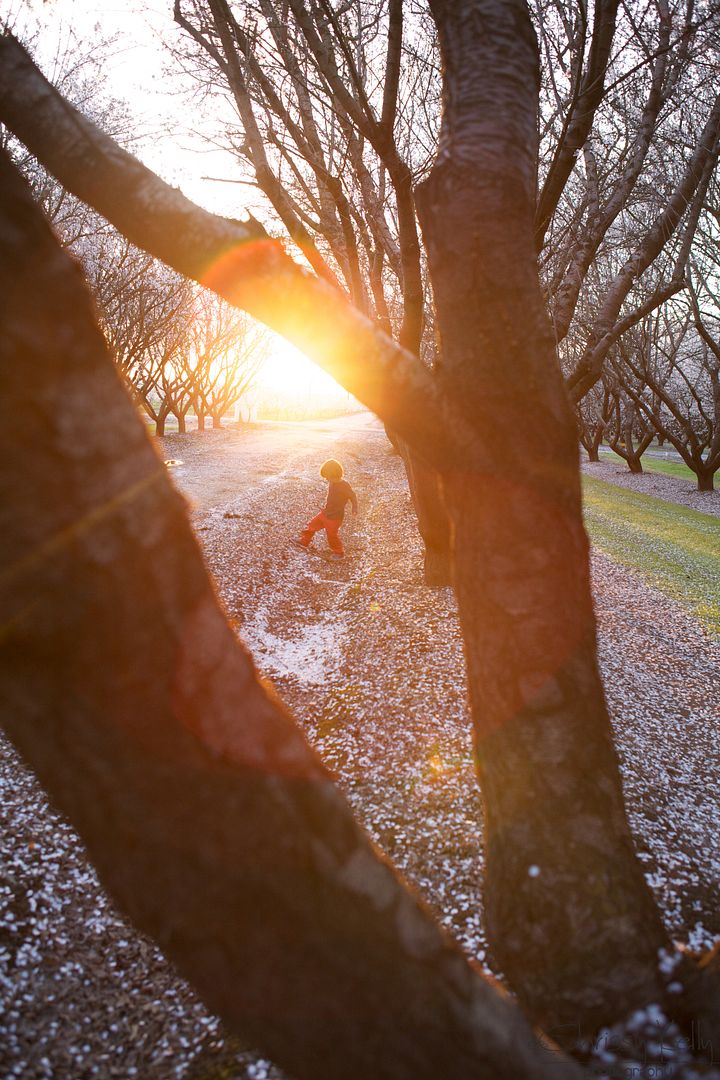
[[1, 35, 267, 437], [90, 242, 268, 437], [168, 0, 720, 510], [576, 286, 720, 490], [59, 214, 268, 436]]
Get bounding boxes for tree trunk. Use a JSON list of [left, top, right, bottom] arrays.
[[417, 0, 669, 1040], [622, 410, 646, 473], [388, 419, 454, 586], [212, 414, 223, 429], [0, 149, 584, 1080], [697, 469, 715, 492], [177, 413, 186, 434], [196, 411, 206, 432], [155, 411, 167, 437], [402, 446, 453, 586], [580, 425, 603, 463]]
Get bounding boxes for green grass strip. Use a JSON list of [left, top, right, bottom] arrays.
[[582, 474, 720, 637]]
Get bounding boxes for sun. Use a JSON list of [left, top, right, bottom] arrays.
[[259, 333, 348, 400]]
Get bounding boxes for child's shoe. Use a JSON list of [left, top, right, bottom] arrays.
[[291, 539, 309, 550], [330, 553, 344, 561]]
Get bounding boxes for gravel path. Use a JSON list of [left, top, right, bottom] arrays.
[[2, 421, 718, 1079]]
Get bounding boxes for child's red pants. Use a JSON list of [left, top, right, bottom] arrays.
[[300, 512, 344, 554]]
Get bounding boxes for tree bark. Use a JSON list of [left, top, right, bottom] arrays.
[[0, 149, 586, 1080], [403, 450, 453, 587], [417, 0, 670, 1039], [155, 408, 168, 437]]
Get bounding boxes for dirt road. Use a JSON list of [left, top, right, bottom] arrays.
[[160, 412, 382, 513]]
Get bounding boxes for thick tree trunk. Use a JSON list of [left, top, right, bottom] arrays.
[[0, 150, 587, 1080], [586, 444, 600, 462], [212, 414, 223, 429], [420, 158, 668, 1043], [155, 410, 168, 437], [417, 0, 670, 1040], [627, 456, 644, 473], [177, 413, 186, 434], [197, 411, 206, 432], [697, 469, 715, 492]]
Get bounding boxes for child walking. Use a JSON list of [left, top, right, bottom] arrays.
[[294, 459, 358, 559]]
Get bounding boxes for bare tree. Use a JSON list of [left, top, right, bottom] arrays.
[[87, 237, 198, 433], [0, 28, 203, 439], [187, 291, 268, 429], [171, 0, 454, 582], [535, 0, 720, 402], [603, 330, 660, 474], [613, 302, 720, 489], [577, 381, 611, 461]]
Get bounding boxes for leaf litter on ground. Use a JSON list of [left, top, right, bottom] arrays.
[[1, 421, 719, 1079]]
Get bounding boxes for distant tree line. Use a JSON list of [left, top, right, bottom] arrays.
[[87, 238, 269, 436], [2, 36, 268, 437], [576, 271, 720, 490], [571, 156, 720, 491], [66, 220, 269, 437]]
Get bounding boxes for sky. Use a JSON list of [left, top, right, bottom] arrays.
[[10, 0, 354, 406]]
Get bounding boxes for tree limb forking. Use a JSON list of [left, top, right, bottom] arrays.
[[549, 8, 675, 345], [200, 0, 348, 291]]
